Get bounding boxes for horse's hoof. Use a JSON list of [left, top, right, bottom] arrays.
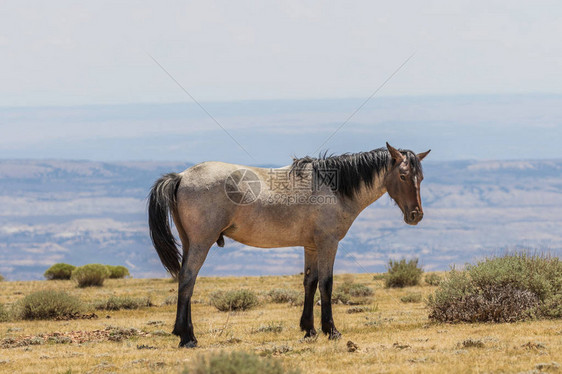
[[179, 340, 197, 348], [304, 328, 317, 338], [328, 330, 342, 340]]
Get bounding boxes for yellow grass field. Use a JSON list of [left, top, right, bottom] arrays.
[[1, 273, 560, 373]]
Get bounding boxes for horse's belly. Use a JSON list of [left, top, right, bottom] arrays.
[[223, 221, 308, 248]]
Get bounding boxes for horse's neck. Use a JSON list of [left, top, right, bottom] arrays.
[[351, 171, 388, 213]]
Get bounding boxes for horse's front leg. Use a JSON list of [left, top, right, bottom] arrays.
[[300, 246, 318, 338], [172, 242, 211, 348], [317, 239, 341, 339]]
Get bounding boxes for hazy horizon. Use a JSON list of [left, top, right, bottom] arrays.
[[2, 94, 561, 165]]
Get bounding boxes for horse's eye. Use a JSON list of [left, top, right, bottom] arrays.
[[400, 175, 406, 181]]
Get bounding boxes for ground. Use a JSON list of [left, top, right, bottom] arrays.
[[0, 273, 560, 373]]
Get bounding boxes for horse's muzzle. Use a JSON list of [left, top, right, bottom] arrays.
[[405, 209, 423, 225]]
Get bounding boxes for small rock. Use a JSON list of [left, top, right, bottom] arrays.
[[393, 342, 411, 350], [137, 344, 156, 350], [147, 320, 164, 326], [347, 340, 359, 352], [535, 362, 559, 370], [522, 341, 546, 350]]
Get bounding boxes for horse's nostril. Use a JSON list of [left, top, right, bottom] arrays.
[[410, 210, 423, 221]]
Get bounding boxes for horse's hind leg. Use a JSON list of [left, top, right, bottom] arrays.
[[300, 246, 318, 338], [172, 239, 212, 348]]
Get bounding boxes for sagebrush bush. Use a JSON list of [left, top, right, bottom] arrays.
[[16, 290, 83, 320], [539, 293, 562, 318], [162, 295, 178, 306], [400, 293, 422, 303], [331, 290, 351, 304], [106, 265, 130, 279], [428, 253, 562, 322], [425, 273, 442, 286], [44, 263, 76, 280], [94, 296, 152, 311], [71, 264, 110, 287], [252, 322, 284, 334], [337, 282, 374, 297], [0, 303, 11, 322], [210, 289, 259, 312], [385, 258, 423, 288], [184, 350, 300, 374], [268, 288, 300, 304]]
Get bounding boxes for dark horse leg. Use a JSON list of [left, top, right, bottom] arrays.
[[317, 239, 341, 339], [300, 246, 318, 338], [172, 241, 211, 347]]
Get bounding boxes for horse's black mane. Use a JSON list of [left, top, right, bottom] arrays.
[[291, 148, 422, 198]]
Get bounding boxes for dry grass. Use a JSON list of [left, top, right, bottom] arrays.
[[0, 273, 560, 373]]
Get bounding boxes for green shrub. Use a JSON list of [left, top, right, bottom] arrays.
[[337, 282, 374, 297], [287, 293, 320, 307], [347, 306, 373, 314], [385, 258, 423, 288], [71, 264, 110, 287], [162, 295, 178, 306], [538, 292, 562, 318], [106, 265, 130, 279], [331, 290, 351, 305], [425, 273, 442, 286], [400, 293, 422, 303], [94, 296, 152, 311], [467, 253, 561, 302], [15, 290, 83, 320], [0, 303, 11, 322], [44, 263, 76, 280], [184, 350, 300, 374], [210, 289, 259, 312], [428, 253, 562, 322], [268, 289, 300, 304]]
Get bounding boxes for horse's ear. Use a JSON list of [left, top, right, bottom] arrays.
[[386, 142, 405, 163], [417, 149, 431, 161]]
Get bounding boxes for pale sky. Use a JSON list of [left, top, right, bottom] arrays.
[[1, 0, 562, 107]]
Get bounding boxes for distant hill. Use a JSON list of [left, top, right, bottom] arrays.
[[0, 159, 561, 280]]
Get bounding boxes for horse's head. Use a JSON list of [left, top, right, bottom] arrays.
[[384, 142, 430, 225]]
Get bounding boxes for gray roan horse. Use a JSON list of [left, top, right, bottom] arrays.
[[148, 142, 430, 347]]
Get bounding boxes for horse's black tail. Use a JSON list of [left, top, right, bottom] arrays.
[[148, 173, 183, 278]]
